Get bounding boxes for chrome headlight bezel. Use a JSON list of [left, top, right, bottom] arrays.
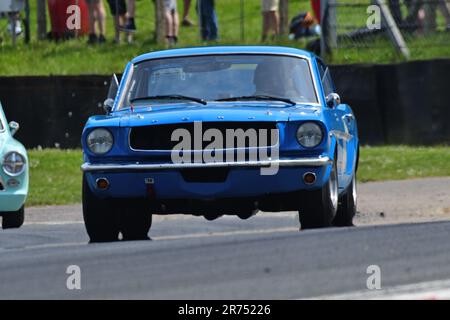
[[86, 128, 114, 155], [2, 151, 26, 177], [296, 122, 324, 148]]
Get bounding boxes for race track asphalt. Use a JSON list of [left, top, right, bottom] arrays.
[[0, 177, 449, 299]]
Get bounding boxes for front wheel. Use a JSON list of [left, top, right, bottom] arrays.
[[82, 175, 120, 243], [299, 160, 338, 229], [2, 206, 25, 229], [333, 173, 357, 227]]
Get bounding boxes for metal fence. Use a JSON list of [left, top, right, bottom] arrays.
[[321, 0, 450, 58], [0, 0, 448, 59], [174, 0, 450, 59], [181, 0, 315, 43]]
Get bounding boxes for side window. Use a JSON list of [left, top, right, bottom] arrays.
[[317, 60, 335, 97]]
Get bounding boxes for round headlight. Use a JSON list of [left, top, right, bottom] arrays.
[[87, 128, 113, 154], [296, 122, 323, 148], [2, 152, 26, 176]]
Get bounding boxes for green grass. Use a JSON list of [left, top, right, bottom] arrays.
[[358, 146, 450, 182], [28, 149, 82, 206], [0, 0, 449, 75], [26, 146, 450, 206]]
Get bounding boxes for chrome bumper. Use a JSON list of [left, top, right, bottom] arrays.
[[81, 156, 331, 173]]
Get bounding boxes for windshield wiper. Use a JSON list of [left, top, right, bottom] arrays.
[[130, 95, 207, 105], [215, 95, 296, 106]]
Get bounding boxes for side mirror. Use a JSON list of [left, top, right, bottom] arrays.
[[103, 98, 114, 114], [326, 93, 341, 108], [9, 121, 19, 136]]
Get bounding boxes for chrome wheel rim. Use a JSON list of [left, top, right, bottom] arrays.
[[329, 162, 338, 211]]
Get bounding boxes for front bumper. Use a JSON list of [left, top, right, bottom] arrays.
[[81, 156, 332, 172], [82, 156, 333, 200], [0, 174, 28, 212], [0, 193, 27, 212]]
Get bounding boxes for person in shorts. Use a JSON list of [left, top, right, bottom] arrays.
[[182, 0, 195, 26], [106, 0, 127, 43], [164, 0, 180, 46], [261, 0, 279, 41], [120, 0, 136, 33], [85, 0, 107, 44]]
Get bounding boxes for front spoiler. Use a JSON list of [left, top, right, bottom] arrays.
[[81, 156, 332, 173]]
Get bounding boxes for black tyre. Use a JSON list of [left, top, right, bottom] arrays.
[[333, 173, 357, 227], [118, 200, 152, 241], [82, 174, 120, 243], [299, 159, 338, 229], [2, 205, 25, 229]]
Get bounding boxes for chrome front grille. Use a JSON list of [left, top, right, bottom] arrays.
[[129, 122, 279, 151]]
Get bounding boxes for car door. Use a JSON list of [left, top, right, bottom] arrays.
[[316, 59, 356, 191]]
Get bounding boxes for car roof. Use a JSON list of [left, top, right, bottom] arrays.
[[131, 46, 315, 64]]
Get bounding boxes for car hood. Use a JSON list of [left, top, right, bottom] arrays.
[[114, 102, 323, 127]]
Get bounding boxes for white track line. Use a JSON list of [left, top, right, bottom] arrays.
[[152, 226, 298, 241], [25, 221, 83, 226], [309, 279, 450, 300], [2, 227, 298, 252]]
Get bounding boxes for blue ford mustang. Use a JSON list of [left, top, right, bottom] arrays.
[[81, 46, 359, 242]]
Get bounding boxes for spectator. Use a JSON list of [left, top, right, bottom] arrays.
[[164, 0, 179, 45], [310, 0, 321, 23], [7, 12, 22, 36], [404, 0, 450, 32], [86, 0, 106, 44], [389, 0, 403, 25], [197, 0, 218, 41], [121, 0, 137, 32], [106, 0, 127, 43], [182, 0, 195, 26], [261, 0, 279, 41]]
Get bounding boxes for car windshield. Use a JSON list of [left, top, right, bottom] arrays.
[[118, 54, 318, 109]]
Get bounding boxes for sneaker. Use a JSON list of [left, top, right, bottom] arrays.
[[166, 36, 178, 47], [98, 34, 106, 44], [87, 33, 98, 45], [120, 18, 137, 33], [7, 20, 22, 36], [182, 18, 195, 27], [166, 36, 173, 47]]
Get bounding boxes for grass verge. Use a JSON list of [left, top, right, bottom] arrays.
[[28, 149, 82, 206], [0, 0, 449, 75], [358, 145, 450, 182], [27, 146, 450, 206]]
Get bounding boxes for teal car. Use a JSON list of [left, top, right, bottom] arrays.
[[0, 102, 28, 229]]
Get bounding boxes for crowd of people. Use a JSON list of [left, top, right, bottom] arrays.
[[4, 0, 446, 47], [85, 0, 284, 45]]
